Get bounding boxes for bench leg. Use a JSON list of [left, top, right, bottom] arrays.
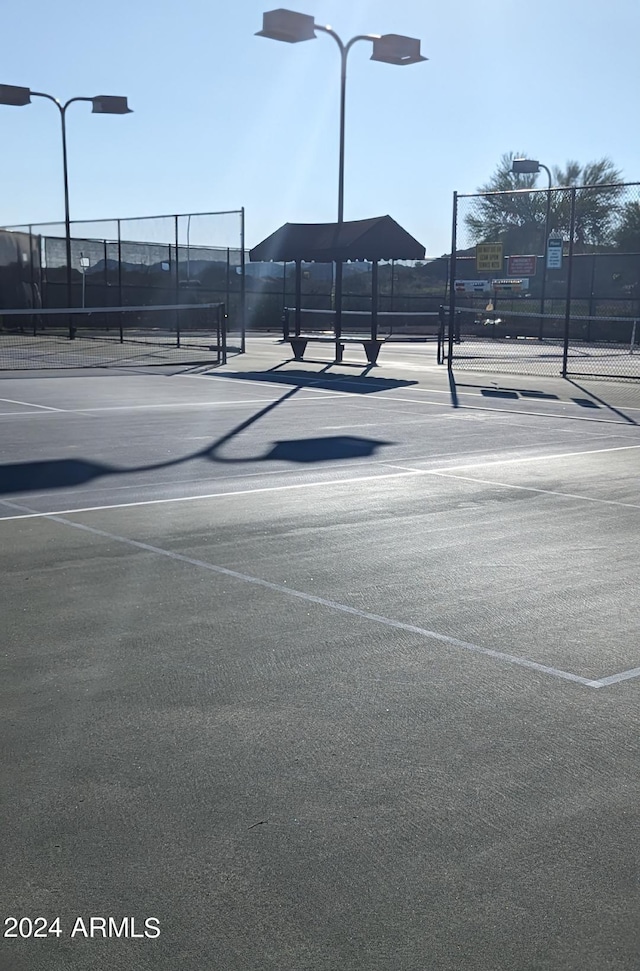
[[289, 338, 308, 360], [362, 340, 382, 365]]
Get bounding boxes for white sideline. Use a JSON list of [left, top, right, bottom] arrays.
[[6, 504, 606, 690]]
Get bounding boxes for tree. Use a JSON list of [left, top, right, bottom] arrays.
[[551, 158, 623, 247], [464, 152, 545, 252], [464, 153, 624, 252], [614, 201, 640, 252]]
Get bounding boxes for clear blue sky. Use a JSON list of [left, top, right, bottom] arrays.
[[1, 0, 639, 256]]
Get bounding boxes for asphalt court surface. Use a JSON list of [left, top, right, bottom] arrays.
[[2, 337, 640, 970]]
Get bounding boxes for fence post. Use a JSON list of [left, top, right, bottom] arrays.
[[437, 305, 445, 365], [447, 191, 458, 368], [295, 261, 302, 336], [371, 260, 378, 341], [28, 225, 37, 336], [117, 219, 124, 343], [220, 302, 227, 365], [174, 215, 181, 347], [240, 207, 246, 353], [390, 259, 395, 311], [562, 187, 577, 378], [225, 247, 231, 333]]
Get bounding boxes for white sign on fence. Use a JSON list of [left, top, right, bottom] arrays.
[[547, 237, 563, 269], [491, 279, 529, 292], [454, 280, 491, 293]]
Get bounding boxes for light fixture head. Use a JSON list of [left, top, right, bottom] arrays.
[[370, 34, 427, 65], [512, 158, 540, 175], [0, 84, 31, 106], [91, 95, 133, 115], [256, 8, 316, 43]]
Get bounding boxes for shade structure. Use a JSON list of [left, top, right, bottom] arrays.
[[249, 215, 425, 263]]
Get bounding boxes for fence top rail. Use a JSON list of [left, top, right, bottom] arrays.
[[454, 307, 639, 325], [455, 181, 640, 200], [284, 307, 441, 317], [0, 302, 225, 316], [1, 210, 244, 230]]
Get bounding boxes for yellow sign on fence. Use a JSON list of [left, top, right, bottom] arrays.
[[476, 243, 503, 272]]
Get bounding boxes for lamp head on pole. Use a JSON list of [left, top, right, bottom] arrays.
[[0, 84, 32, 106], [370, 34, 427, 65], [512, 158, 541, 175], [256, 8, 316, 42], [91, 95, 133, 114]]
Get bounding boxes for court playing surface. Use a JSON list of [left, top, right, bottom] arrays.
[[2, 337, 640, 970]]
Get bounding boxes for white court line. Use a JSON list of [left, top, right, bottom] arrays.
[[0, 468, 425, 521], [3, 495, 638, 689], [424, 470, 640, 512], [206, 375, 638, 425], [0, 443, 554, 504], [0, 396, 66, 412], [0, 395, 347, 418], [1, 442, 639, 523], [5, 503, 601, 689], [432, 442, 640, 472], [78, 394, 345, 413], [198, 374, 354, 396], [596, 667, 640, 687], [208, 368, 640, 410]]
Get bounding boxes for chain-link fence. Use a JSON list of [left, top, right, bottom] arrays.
[[445, 182, 640, 379], [243, 258, 451, 334], [0, 303, 227, 370], [2, 210, 246, 351]]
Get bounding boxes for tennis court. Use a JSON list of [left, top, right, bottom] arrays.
[[2, 336, 640, 971], [0, 303, 228, 369], [447, 307, 640, 380]]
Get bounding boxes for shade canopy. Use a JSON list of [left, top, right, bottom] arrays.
[[249, 215, 425, 263]]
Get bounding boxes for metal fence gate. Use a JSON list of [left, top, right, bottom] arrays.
[[445, 182, 640, 380]]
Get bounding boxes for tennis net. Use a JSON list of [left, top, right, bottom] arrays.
[[446, 307, 640, 379], [283, 307, 442, 340], [0, 302, 227, 370]]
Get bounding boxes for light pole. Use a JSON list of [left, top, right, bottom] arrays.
[[79, 252, 90, 308], [0, 84, 132, 335], [512, 157, 552, 335], [257, 9, 426, 349]]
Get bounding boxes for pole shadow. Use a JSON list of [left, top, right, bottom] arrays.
[[0, 364, 395, 495]]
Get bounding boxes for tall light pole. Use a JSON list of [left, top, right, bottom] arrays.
[[512, 157, 552, 335], [257, 9, 426, 348], [0, 84, 132, 334]]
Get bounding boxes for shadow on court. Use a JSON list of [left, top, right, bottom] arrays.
[[0, 368, 394, 494], [207, 368, 418, 394], [453, 375, 638, 424]]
